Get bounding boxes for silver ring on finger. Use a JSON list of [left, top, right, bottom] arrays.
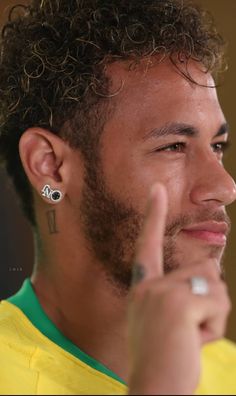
[[190, 276, 209, 296]]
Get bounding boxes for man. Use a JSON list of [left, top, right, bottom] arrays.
[[0, 0, 236, 394]]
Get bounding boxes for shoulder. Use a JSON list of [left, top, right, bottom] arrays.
[[0, 301, 40, 393], [203, 338, 236, 363], [0, 300, 25, 333], [197, 339, 236, 394], [0, 300, 19, 335], [0, 300, 36, 355]]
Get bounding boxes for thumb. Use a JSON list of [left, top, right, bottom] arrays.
[[132, 183, 168, 284]]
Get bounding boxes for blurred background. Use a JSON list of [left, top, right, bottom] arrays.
[[0, 0, 235, 340]]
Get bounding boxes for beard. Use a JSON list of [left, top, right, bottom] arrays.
[[80, 157, 231, 293]]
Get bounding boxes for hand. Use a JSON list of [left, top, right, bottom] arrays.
[[128, 184, 231, 395]]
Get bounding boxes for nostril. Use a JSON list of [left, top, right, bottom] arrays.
[[190, 167, 236, 207]]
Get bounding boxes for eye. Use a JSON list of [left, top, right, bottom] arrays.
[[154, 142, 186, 153], [211, 141, 230, 154]]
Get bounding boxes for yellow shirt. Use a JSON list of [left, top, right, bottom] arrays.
[[0, 279, 236, 395]]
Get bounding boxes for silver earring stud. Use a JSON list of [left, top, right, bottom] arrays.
[[41, 184, 63, 203]]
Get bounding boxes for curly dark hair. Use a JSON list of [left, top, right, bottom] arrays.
[[0, 0, 225, 226]]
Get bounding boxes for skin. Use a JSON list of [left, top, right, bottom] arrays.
[[129, 184, 231, 394], [19, 58, 236, 392]]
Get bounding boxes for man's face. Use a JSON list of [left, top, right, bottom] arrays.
[[80, 59, 236, 291]]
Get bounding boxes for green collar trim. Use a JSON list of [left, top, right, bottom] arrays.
[[7, 279, 126, 386]]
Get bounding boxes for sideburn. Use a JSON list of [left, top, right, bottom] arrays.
[[80, 155, 142, 293]]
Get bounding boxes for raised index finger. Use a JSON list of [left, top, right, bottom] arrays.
[[133, 183, 168, 282]]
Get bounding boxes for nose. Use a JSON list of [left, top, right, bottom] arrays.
[[190, 156, 236, 207]]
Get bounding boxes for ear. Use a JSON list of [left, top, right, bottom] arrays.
[[19, 128, 72, 204]]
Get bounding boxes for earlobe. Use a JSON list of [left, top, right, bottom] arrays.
[[19, 128, 66, 202]]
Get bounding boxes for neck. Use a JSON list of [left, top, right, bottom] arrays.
[[31, 241, 130, 382]]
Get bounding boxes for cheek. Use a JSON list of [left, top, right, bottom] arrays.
[[152, 164, 188, 222], [101, 141, 188, 217]]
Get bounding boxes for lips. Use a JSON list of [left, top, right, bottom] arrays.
[[181, 221, 229, 246]]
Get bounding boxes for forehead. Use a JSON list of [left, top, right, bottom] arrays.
[[107, 58, 217, 102], [105, 59, 224, 138]]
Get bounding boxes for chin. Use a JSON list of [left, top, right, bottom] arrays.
[[173, 239, 225, 269]]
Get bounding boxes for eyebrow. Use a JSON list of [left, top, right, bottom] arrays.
[[143, 122, 229, 141]]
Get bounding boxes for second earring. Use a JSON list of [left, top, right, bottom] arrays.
[[41, 184, 63, 203]]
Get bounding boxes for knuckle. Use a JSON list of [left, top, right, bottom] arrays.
[[131, 279, 162, 303], [131, 280, 187, 312], [215, 287, 232, 314], [186, 261, 220, 282], [204, 262, 220, 280], [218, 280, 230, 296], [215, 281, 228, 295]]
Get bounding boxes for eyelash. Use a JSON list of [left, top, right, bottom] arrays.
[[154, 141, 230, 154]]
